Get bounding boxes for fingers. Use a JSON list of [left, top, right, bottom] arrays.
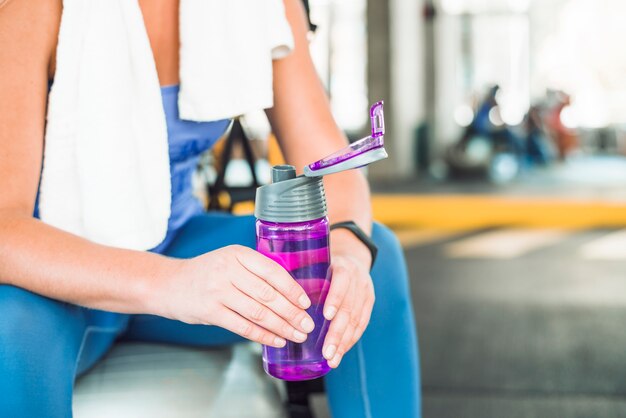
[[334, 295, 365, 366], [216, 305, 287, 348], [322, 265, 351, 321], [352, 289, 375, 344], [224, 287, 312, 344], [334, 282, 374, 366], [232, 273, 315, 340], [322, 266, 357, 368], [234, 246, 311, 309], [330, 300, 372, 368], [322, 261, 376, 368]]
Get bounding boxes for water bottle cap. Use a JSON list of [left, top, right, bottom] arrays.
[[255, 166, 327, 223], [272, 165, 297, 182]]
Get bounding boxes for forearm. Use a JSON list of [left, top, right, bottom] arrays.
[[0, 211, 178, 315], [326, 172, 373, 268], [270, 0, 374, 266], [269, 0, 372, 231], [324, 170, 372, 231]]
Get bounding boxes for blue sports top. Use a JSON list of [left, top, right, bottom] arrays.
[[37, 85, 230, 253], [151, 85, 231, 253]]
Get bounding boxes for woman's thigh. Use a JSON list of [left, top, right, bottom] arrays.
[[122, 212, 256, 346], [0, 285, 127, 416], [325, 222, 421, 418], [163, 212, 257, 258]]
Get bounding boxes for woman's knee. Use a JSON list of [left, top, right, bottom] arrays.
[[0, 285, 51, 350], [370, 222, 412, 305], [372, 222, 403, 257], [0, 286, 81, 409]]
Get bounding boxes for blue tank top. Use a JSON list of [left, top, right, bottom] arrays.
[[151, 85, 230, 252], [37, 85, 230, 253]]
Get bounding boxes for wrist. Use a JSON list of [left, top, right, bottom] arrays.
[[134, 254, 184, 317], [330, 228, 373, 270]]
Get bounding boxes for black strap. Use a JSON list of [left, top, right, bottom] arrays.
[[207, 119, 259, 212], [301, 0, 318, 33]]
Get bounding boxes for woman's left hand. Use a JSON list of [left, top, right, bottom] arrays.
[[322, 231, 375, 368]]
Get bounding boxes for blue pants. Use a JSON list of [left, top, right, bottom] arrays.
[[0, 213, 420, 417]]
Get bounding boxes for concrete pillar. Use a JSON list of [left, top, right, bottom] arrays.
[[366, 0, 425, 180], [366, 0, 394, 180]]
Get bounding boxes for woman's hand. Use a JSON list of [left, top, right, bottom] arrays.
[[322, 230, 375, 368], [155, 245, 316, 348]]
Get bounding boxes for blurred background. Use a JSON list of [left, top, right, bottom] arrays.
[[306, 0, 626, 416], [308, 0, 626, 183]]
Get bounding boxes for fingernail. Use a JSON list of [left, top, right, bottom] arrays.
[[324, 306, 337, 321], [330, 353, 342, 368], [324, 345, 336, 360], [274, 337, 286, 347], [293, 330, 307, 342], [299, 294, 311, 309], [301, 317, 315, 333]]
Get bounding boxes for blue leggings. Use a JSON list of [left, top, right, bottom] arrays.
[[0, 213, 420, 417]]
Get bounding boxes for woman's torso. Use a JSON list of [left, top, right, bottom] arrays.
[[152, 86, 230, 252], [36, 84, 230, 252], [42, 1, 230, 252], [138, 1, 231, 251]]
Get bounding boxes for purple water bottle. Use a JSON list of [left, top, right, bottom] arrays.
[[254, 101, 387, 381]]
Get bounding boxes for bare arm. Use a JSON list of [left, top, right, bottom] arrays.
[[268, 0, 377, 368], [0, 0, 178, 314], [267, 0, 373, 260], [0, 0, 313, 348]]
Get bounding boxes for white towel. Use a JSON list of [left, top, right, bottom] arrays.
[[179, 0, 294, 121], [39, 0, 294, 250]]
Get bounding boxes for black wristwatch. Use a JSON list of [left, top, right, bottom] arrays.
[[330, 221, 378, 269]]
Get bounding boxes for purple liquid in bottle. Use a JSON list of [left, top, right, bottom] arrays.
[[256, 217, 331, 381]]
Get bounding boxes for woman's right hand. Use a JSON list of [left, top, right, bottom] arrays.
[[154, 245, 315, 348]]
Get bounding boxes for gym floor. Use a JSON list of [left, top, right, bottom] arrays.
[[368, 157, 626, 417], [407, 226, 626, 418]]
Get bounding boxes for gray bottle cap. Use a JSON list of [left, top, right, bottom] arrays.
[[255, 165, 327, 223], [272, 165, 297, 182]]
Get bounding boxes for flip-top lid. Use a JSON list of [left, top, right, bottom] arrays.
[[303, 101, 387, 177], [255, 101, 387, 223]]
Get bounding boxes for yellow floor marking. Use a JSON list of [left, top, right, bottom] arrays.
[[445, 228, 571, 259], [580, 229, 626, 260], [372, 195, 626, 229], [228, 194, 626, 231], [394, 229, 463, 249]]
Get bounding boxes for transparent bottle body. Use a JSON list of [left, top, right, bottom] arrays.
[[256, 217, 331, 381]]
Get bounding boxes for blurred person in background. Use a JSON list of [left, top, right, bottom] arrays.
[[544, 91, 578, 160]]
